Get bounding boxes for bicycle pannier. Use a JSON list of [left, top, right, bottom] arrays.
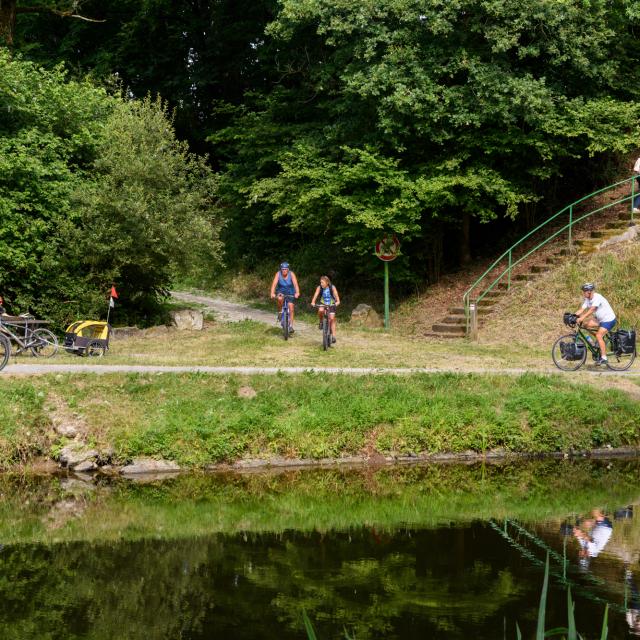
[[560, 340, 585, 361], [614, 329, 636, 355]]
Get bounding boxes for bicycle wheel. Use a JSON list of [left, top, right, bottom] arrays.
[[85, 340, 105, 357], [604, 335, 636, 371], [30, 328, 59, 358], [322, 317, 330, 350], [282, 309, 289, 340], [551, 333, 587, 371], [0, 334, 10, 371]]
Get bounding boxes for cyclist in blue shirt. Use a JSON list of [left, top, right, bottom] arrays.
[[311, 275, 341, 343], [270, 262, 300, 333]]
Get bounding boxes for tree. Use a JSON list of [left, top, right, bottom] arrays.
[[213, 0, 640, 280], [0, 51, 223, 325], [0, 0, 103, 46]]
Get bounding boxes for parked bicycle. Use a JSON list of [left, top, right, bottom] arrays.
[[0, 333, 10, 371], [312, 304, 333, 350], [0, 315, 59, 358], [278, 295, 296, 340], [552, 313, 636, 371]]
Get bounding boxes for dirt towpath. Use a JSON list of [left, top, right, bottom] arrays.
[[171, 290, 311, 332]]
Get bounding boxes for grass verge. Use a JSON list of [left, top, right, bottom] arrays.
[[1, 371, 639, 469]]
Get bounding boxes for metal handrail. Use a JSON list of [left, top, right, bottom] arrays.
[[463, 175, 638, 335]]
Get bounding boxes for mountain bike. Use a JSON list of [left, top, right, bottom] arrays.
[[278, 295, 296, 340], [313, 304, 333, 350], [0, 316, 59, 358], [552, 313, 636, 371]]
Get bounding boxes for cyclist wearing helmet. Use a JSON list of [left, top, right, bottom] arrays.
[[575, 283, 617, 365], [270, 262, 300, 333]]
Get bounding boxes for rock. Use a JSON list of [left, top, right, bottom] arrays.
[[58, 443, 99, 469], [237, 385, 257, 398], [169, 309, 204, 331], [111, 326, 142, 339], [350, 303, 383, 328], [73, 459, 97, 473], [121, 458, 181, 475], [54, 423, 78, 439]]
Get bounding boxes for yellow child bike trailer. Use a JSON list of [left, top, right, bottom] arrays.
[[63, 321, 112, 357]]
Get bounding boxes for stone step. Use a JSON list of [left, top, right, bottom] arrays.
[[546, 256, 563, 264], [514, 273, 538, 281], [530, 265, 550, 274], [431, 323, 466, 334], [424, 331, 464, 339], [482, 290, 504, 299], [590, 229, 621, 239], [606, 221, 629, 229], [440, 315, 466, 325]]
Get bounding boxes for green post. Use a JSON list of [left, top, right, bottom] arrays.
[[507, 249, 512, 291], [568, 205, 573, 250], [632, 175, 636, 224], [384, 260, 390, 329]]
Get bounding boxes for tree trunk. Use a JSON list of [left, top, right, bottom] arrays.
[[0, 0, 16, 45], [459, 211, 472, 265]]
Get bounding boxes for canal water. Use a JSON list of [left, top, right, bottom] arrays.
[[1, 459, 639, 639]]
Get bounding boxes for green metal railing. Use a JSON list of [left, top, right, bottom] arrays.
[[463, 175, 639, 336]]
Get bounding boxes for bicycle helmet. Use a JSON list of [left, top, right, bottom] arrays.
[[280, 262, 290, 270], [581, 283, 595, 292]]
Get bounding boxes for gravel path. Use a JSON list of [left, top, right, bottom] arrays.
[[170, 290, 311, 333], [4, 363, 640, 377]]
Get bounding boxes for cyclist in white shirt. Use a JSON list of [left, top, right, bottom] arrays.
[[574, 283, 617, 365]]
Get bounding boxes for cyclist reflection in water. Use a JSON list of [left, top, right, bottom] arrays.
[[572, 509, 613, 569]]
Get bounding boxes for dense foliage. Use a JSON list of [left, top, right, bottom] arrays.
[[4, 0, 640, 293], [0, 51, 222, 324]]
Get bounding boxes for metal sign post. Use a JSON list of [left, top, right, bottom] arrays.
[[375, 234, 400, 330]]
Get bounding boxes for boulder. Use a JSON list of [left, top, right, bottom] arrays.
[[54, 423, 78, 439], [121, 458, 181, 475], [237, 385, 257, 398], [350, 303, 383, 328], [169, 309, 204, 331], [600, 224, 639, 249], [58, 443, 99, 469]]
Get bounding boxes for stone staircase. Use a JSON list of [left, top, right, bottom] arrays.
[[427, 211, 633, 338]]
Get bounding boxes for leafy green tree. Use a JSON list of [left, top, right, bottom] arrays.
[[0, 52, 222, 325], [214, 0, 640, 278]]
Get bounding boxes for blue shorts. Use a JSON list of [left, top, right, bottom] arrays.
[[600, 319, 617, 331]]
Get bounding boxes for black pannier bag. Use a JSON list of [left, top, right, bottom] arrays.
[[614, 329, 636, 354], [560, 340, 585, 361]]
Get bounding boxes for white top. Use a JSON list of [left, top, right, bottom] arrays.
[[582, 292, 616, 323], [579, 521, 613, 557], [634, 157, 640, 174]]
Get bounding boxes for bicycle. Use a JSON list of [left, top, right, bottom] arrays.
[[277, 295, 296, 340], [0, 316, 59, 358], [551, 313, 636, 371], [0, 333, 10, 371], [312, 304, 334, 350]]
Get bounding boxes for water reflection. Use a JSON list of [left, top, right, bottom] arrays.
[[0, 459, 637, 638]]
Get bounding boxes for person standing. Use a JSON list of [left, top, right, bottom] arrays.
[[270, 262, 300, 333]]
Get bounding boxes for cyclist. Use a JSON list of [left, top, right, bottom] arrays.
[[311, 275, 341, 343], [575, 283, 617, 365], [270, 262, 300, 333]]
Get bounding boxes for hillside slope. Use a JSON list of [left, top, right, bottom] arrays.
[[479, 242, 640, 348]]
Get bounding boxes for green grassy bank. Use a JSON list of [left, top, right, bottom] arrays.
[[1, 372, 639, 469]]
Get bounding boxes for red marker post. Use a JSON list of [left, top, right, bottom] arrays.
[[374, 234, 400, 329]]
